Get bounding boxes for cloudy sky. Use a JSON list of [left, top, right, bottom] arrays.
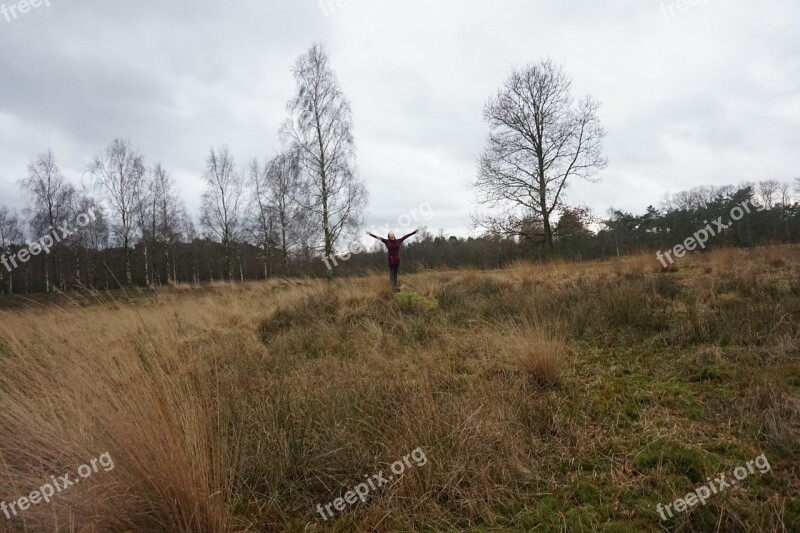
[[1, 0, 798, 237]]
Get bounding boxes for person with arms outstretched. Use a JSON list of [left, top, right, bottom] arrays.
[[366, 228, 419, 292]]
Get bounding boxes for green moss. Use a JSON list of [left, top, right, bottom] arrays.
[[532, 495, 562, 525], [651, 381, 705, 418], [395, 291, 439, 312], [634, 441, 719, 483], [688, 366, 723, 382], [570, 480, 603, 505]]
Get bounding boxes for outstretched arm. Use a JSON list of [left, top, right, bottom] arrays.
[[399, 228, 419, 242], [366, 231, 384, 242]]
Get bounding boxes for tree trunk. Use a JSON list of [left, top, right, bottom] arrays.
[[223, 237, 232, 281], [143, 241, 150, 287], [319, 162, 333, 281], [124, 234, 132, 286], [238, 245, 244, 283], [264, 241, 270, 279], [543, 214, 554, 253], [75, 248, 81, 287], [165, 245, 172, 284], [44, 257, 50, 293], [281, 221, 289, 275], [537, 156, 554, 253]]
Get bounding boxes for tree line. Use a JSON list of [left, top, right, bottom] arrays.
[[1, 43, 368, 294], [2, 48, 798, 295]]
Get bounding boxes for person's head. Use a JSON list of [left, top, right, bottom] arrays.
[[388, 232, 396, 240]]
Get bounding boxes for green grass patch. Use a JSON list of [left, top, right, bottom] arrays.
[[395, 291, 439, 311], [634, 441, 721, 483]]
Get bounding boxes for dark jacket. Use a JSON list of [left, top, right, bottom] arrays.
[[376, 230, 417, 266]]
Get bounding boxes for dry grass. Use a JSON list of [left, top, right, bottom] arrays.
[[510, 325, 566, 389], [1, 247, 799, 532]]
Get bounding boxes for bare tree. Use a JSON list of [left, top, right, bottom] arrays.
[[89, 139, 146, 286], [0, 205, 23, 294], [281, 43, 367, 278], [132, 163, 181, 287], [200, 146, 244, 281], [19, 149, 76, 292], [265, 149, 306, 275], [135, 172, 156, 287], [152, 164, 185, 284], [758, 179, 780, 210], [247, 158, 278, 279], [65, 189, 104, 287], [181, 210, 200, 284], [474, 59, 607, 251]]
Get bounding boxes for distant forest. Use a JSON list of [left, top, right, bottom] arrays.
[[1, 172, 798, 295]]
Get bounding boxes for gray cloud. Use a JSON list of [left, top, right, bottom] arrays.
[[1, 0, 798, 235]]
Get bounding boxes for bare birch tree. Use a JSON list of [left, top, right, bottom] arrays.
[[265, 149, 306, 275], [135, 173, 156, 287], [181, 210, 200, 284], [66, 190, 104, 287], [247, 158, 277, 279], [475, 59, 607, 251], [200, 146, 244, 281], [0, 206, 23, 294], [89, 139, 146, 286], [132, 163, 180, 287], [152, 164, 184, 284], [282, 43, 367, 277], [19, 149, 75, 292]]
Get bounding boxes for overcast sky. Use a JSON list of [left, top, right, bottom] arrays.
[[1, 0, 798, 237]]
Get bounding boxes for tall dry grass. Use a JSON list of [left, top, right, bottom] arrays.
[[1, 247, 799, 531], [0, 284, 288, 531]]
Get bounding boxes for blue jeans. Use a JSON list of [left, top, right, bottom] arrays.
[[389, 264, 399, 290]]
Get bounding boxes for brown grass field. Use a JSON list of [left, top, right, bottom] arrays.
[[1, 246, 799, 532]]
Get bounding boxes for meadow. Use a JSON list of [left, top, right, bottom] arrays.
[[0, 246, 798, 532]]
